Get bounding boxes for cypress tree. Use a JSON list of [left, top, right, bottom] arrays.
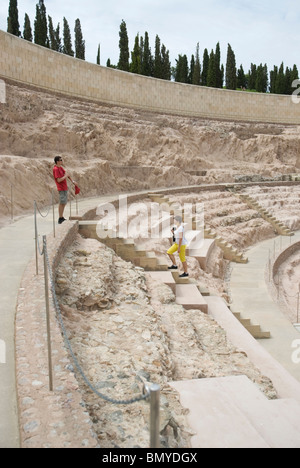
[[118, 20, 130, 72], [130, 34, 141, 74], [215, 42, 222, 88], [55, 23, 62, 52], [207, 49, 216, 87], [189, 55, 195, 84], [226, 44, 237, 90], [74, 18, 85, 60], [175, 55, 189, 83], [255, 63, 268, 93], [139, 35, 144, 72], [192, 43, 201, 85], [97, 44, 101, 65], [154, 35, 162, 78], [202, 48, 209, 86], [237, 65, 247, 89], [161, 44, 171, 81], [34, 0, 48, 47], [270, 66, 278, 94], [275, 63, 286, 94], [284, 67, 292, 95], [248, 63, 257, 90], [7, 0, 21, 37], [48, 15, 56, 50], [142, 32, 152, 76], [23, 13, 32, 42], [63, 17, 74, 56]]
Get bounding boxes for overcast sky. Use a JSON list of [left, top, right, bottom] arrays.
[[1, 0, 300, 72]]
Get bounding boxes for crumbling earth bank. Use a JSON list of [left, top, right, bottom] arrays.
[[1, 82, 300, 222], [55, 235, 277, 448]]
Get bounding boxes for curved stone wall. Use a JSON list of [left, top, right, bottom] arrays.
[[1, 30, 300, 124]]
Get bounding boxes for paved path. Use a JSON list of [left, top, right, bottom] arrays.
[[230, 232, 300, 383]]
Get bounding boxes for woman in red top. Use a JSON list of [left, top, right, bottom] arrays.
[[53, 156, 76, 224]]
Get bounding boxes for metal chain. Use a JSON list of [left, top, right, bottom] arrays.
[[35, 199, 52, 218], [44, 240, 149, 406]]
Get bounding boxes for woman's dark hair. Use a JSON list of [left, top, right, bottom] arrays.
[[54, 156, 62, 164]]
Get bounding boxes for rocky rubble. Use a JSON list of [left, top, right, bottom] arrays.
[[1, 82, 300, 222], [55, 235, 277, 448]]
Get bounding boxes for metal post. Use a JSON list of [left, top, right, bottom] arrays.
[[10, 184, 13, 222], [52, 190, 56, 239], [43, 236, 53, 392], [34, 201, 39, 275], [297, 285, 300, 324], [149, 384, 160, 449]]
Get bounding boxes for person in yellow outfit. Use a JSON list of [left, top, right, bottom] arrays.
[[167, 215, 189, 278]]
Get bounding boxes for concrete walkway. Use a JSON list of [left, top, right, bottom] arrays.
[[230, 232, 300, 383], [0, 192, 148, 448]]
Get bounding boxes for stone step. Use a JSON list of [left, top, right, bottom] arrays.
[[171, 271, 190, 284], [147, 271, 176, 294], [169, 375, 300, 448], [175, 284, 208, 313]]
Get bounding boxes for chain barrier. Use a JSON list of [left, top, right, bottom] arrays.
[[33, 196, 160, 446], [43, 237, 150, 406]]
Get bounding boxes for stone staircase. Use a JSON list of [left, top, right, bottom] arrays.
[[204, 226, 248, 264], [239, 194, 294, 237], [170, 375, 300, 448], [148, 192, 248, 264], [231, 310, 271, 339], [78, 221, 168, 271]]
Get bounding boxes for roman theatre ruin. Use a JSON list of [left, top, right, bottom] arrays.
[[1, 31, 300, 448]]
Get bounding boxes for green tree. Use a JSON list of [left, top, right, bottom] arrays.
[[202, 48, 209, 86], [7, 0, 21, 37], [55, 23, 62, 52], [192, 43, 201, 85], [237, 65, 247, 89], [48, 15, 57, 50], [161, 44, 171, 80], [175, 54, 189, 83], [63, 17, 74, 56], [248, 63, 257, 90], [130, 34, 141, 74], [189, 55, 195, 84], [215, 42, 223, 88], [226, 43, 237, 90], [97, 44, 100, 65], [270, 66, 278, 94], [74, 18, 85, 60], [118, 20, 129, 71], [275, 62, 286, 94], [34, 0, 48, 47], [207, 49, 216, 87], [142, 32, 152, 76], [23, 13, 32, 42], [255, 63, 268, 93], [154, 35, 162, 78]]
